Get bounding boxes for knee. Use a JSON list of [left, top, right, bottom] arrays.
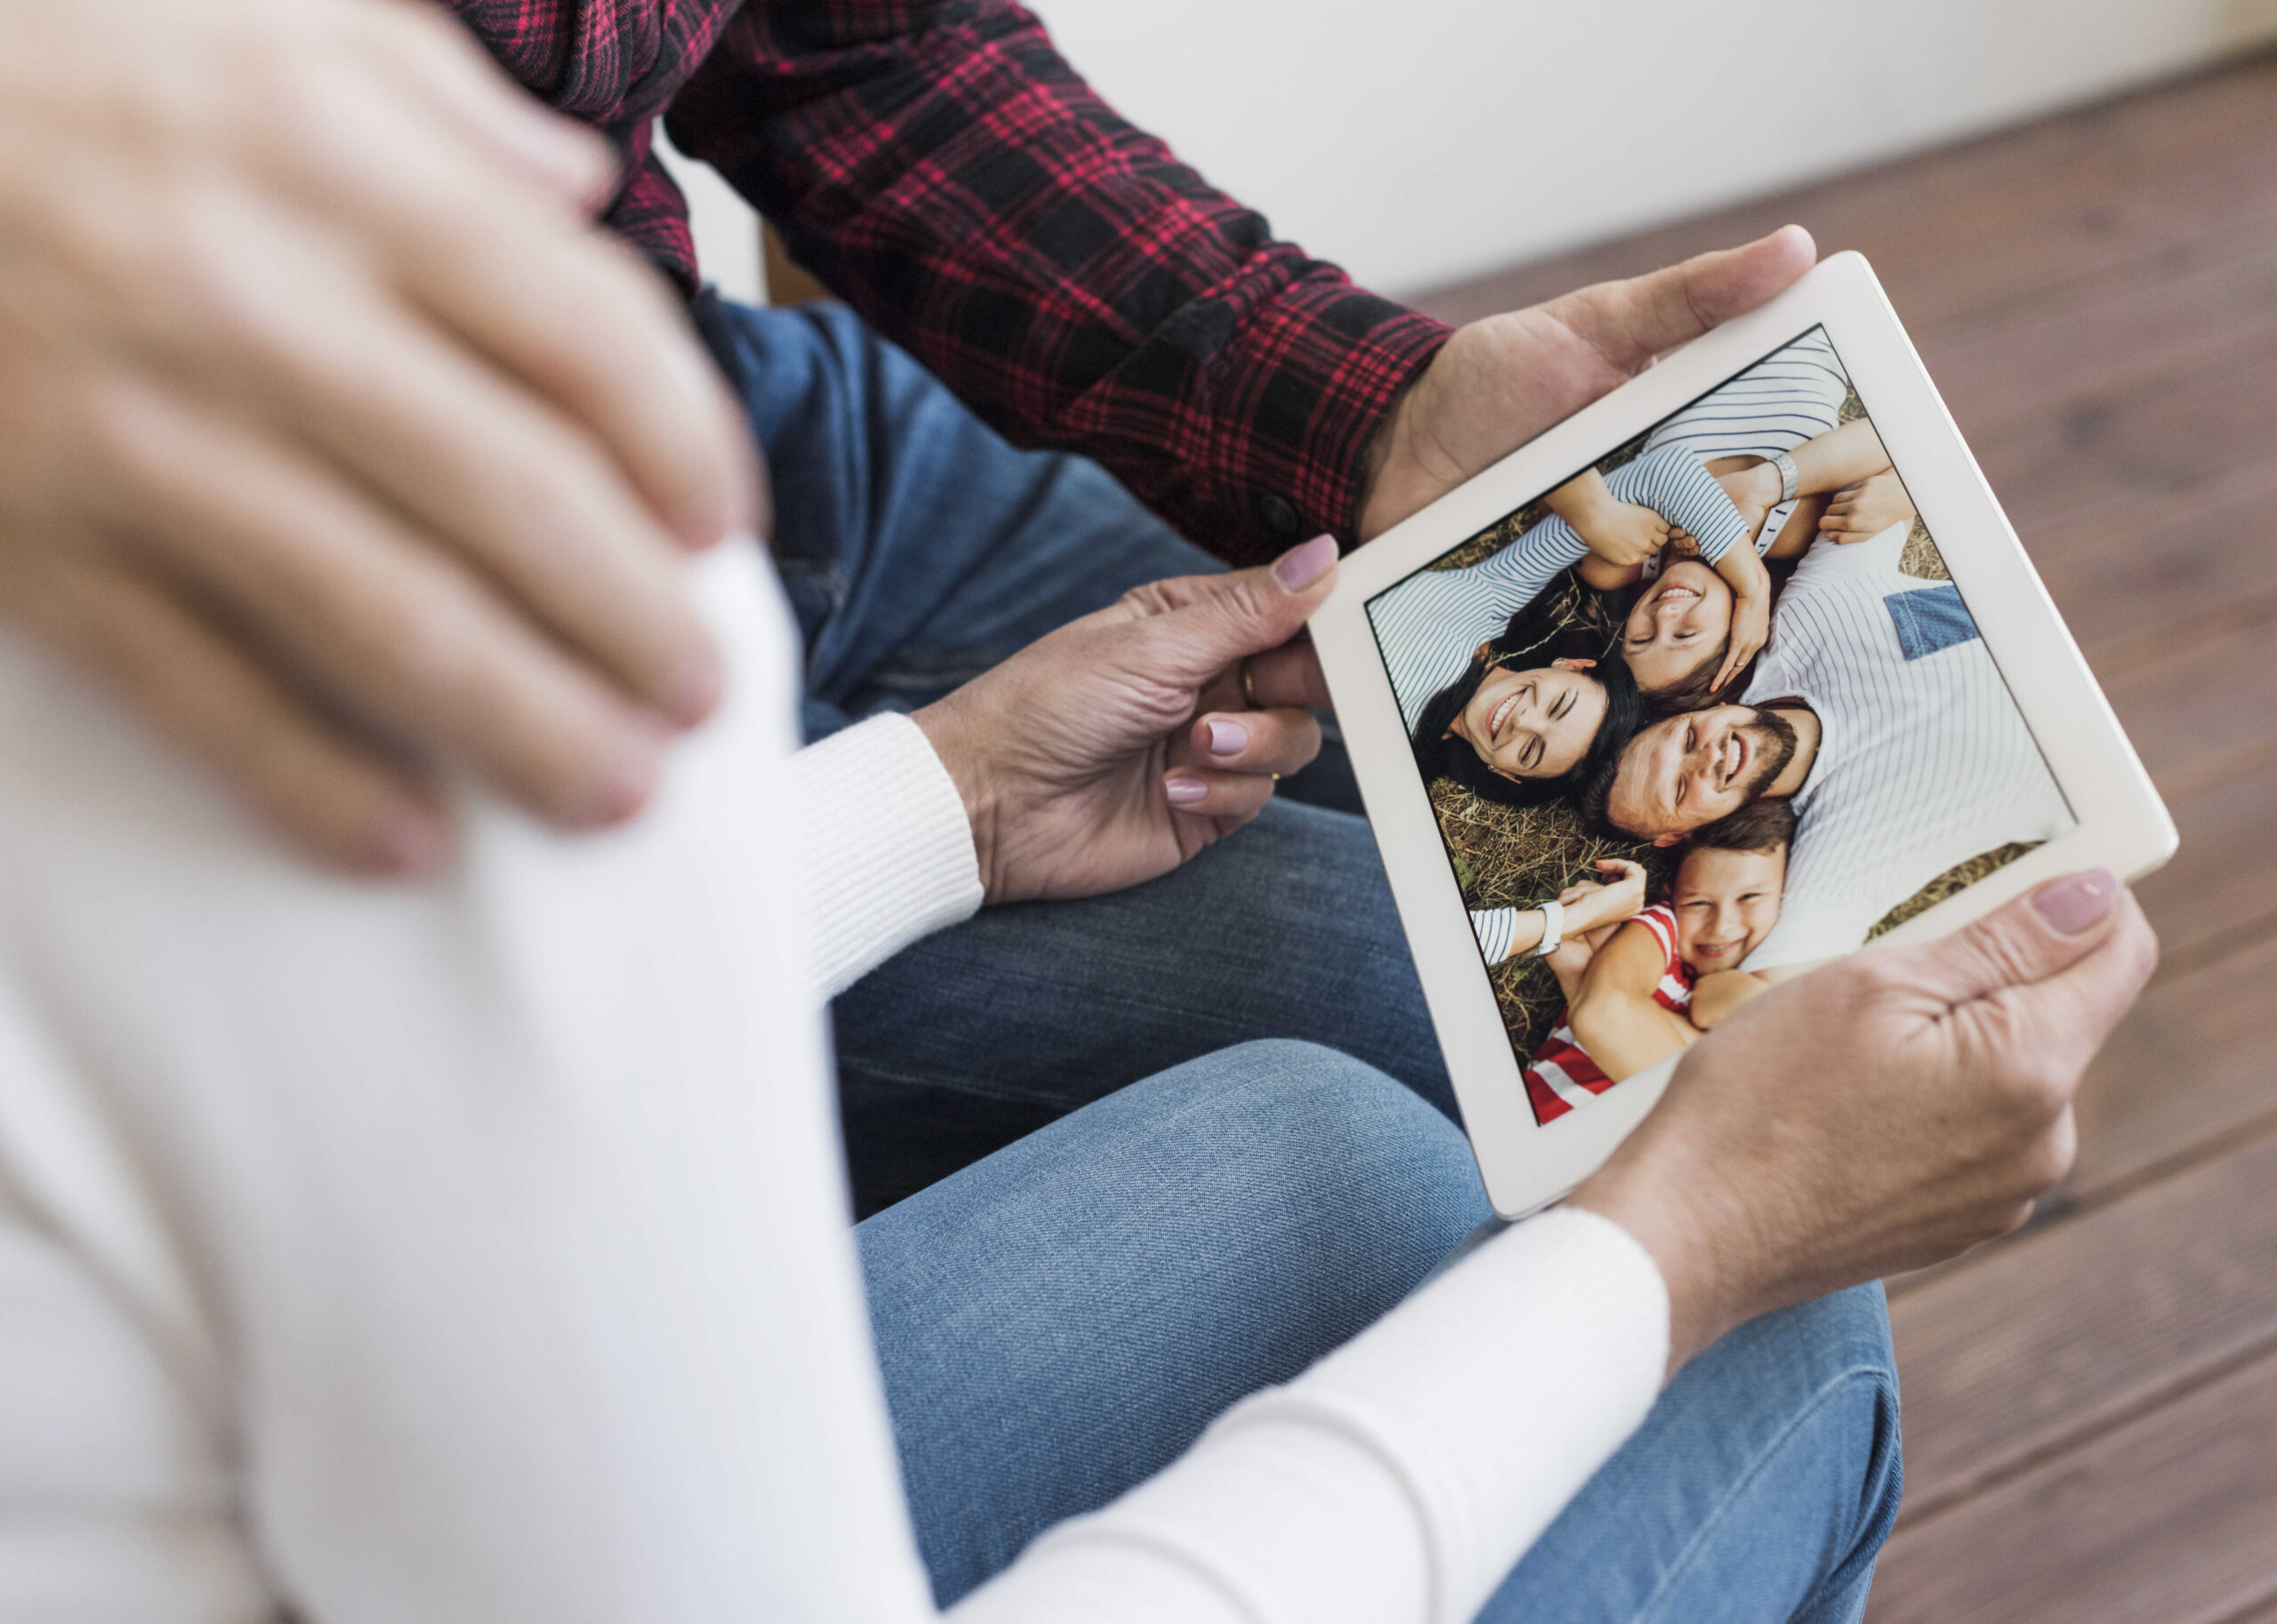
[[1715, 1283, 1903, 1543], [1145, 1039, 1489, 1256]]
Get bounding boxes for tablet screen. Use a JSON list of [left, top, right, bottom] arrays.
[[1364, 326, 2076, 1128]]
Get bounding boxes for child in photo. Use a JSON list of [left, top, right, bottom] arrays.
[[1521, 800, 1795, 1125]]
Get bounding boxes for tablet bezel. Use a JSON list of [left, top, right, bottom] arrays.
[[1310, 251, 2177, 1218]]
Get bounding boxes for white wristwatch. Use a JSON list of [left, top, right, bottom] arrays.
[[1769, 449, 1802, 504], [1531, 897, 1565, 958]]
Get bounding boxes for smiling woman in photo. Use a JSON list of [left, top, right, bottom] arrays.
[[1410, 607, 1645, 806]]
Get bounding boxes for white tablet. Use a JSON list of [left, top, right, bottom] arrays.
[[1311, 251, 2175, 1218]]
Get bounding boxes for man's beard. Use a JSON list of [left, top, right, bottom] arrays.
[[1741, 709, 1799, 799]]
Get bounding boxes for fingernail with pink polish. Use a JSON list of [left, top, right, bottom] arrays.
[[1274, 534, 1340, 591], [588, 733, 666, 826], [1165, 775, 1209, 806], [1208, 720, 1248, 756], [669, 648, 728, 726], [374, 805, 447, 877], [2032, 868, 2118, 935]]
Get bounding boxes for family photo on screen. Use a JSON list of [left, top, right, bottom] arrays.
[[1365, 328, 2077, 1128]]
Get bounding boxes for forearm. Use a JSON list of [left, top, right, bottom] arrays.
[[1569, 992, 1698, 1082], [1688, 970, 1771, 1030], [958, 1210, 1667, 1624], [1541, 469, 1616, 529], [1713, 536, 1772, 608], [1473, 906, 1549, 965], [668, 2, 1447, 563], [1792, 418, 1891, 495]]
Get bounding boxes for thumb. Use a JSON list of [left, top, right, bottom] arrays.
[[1553, 225, 1816, 371], [1144, 535, 1340, 680], [1883, 869, 2125, 1010]]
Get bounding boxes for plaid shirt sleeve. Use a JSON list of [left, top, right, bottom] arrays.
[[661, 1, 1452, 563]]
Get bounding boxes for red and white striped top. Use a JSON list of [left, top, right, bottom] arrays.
[[1522, 907, 1693, 1127]]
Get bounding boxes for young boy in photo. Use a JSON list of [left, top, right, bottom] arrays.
[[1520, 800, 1795, 1124]]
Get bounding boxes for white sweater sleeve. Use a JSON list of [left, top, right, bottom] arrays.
[[0, 546, 1669, 1624], [791, 713, 984, 999], [957, 1210, 1666, 1624]]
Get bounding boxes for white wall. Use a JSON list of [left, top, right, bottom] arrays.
[[1026, 0, 2277, 295], [655, 124, 764, 306], [664, 1, 2277, 303]]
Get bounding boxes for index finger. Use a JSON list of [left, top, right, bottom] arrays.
[[1244, 639, 1331, 710]]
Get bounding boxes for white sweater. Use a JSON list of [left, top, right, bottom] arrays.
[[0, 544, 1669, 1624]]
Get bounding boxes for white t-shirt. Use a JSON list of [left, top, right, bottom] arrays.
[[1740, 526, 2076, 969]]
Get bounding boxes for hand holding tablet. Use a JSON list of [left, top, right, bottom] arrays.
[[1313, 252, 2176, 1217]]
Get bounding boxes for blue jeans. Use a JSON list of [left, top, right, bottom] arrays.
[[692, 295, 1442, 1215], [860, 1042, 1902, 1621], [696, 297, 1901, 1614]]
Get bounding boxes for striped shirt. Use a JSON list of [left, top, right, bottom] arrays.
[[1520, 907, 1690, 1126], [1369, 446, 1749, 731], [1740, 526, 2076, 969], [1641, 326, 1852, 562]]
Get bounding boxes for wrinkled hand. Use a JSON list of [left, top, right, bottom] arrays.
[[0, 0, 757, 874], [1561, 858, 1648, 934], [1822, 470, 1918, 542], [913, 537, 1338, 904], [1571, 871, 2157, 1371], [1359, 228, 1817, 542]]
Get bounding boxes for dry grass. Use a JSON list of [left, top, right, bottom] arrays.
[[1868, 841, 2041, 938], [1432, 789, 1678, 1055]]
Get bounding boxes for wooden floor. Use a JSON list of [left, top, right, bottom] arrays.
[[1415, 52, 2277, 1623]]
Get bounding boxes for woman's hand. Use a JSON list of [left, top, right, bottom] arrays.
[[1710, 544, 1773, 692], [1561, 858, 1648, 934], [1570, 871, 2158, 1373], [1822, 470, 1918, 543], [0, 0, 757, 874], [1358, 229, 1817, 542], [913, 537, 1338, 904], [1711, 461, 1782, 547]]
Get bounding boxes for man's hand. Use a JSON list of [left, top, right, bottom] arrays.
[[1570, 871, 2158, 1373], [913, 537, 1337, 904], [0, 0, 759, 873], [1822, 470, 1918, 542], [1358, 228, 1817, 542]]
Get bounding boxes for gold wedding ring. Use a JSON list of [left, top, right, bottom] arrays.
[[1241, 656, 1260, 709]]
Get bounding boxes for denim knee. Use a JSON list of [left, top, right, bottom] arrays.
[[1136, 1038, 1490, 1260]]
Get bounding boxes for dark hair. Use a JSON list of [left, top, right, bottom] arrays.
[[1685, 797, 1797, 857], [1411, 581, 1644, 808]]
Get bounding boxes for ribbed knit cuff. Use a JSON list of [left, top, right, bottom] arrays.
[[790, 713, 984, 1001]]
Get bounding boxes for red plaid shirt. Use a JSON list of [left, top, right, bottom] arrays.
[[443, 0, 1452, 561]]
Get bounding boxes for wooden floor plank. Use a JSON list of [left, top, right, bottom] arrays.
[[1913, 219, 2277, 453], [2070, 933, 2277, 1201], [1419, 51, 2277, 1620], [1868, 1346, 2277, 1624], [1888, 1131, 2277, 1524]]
